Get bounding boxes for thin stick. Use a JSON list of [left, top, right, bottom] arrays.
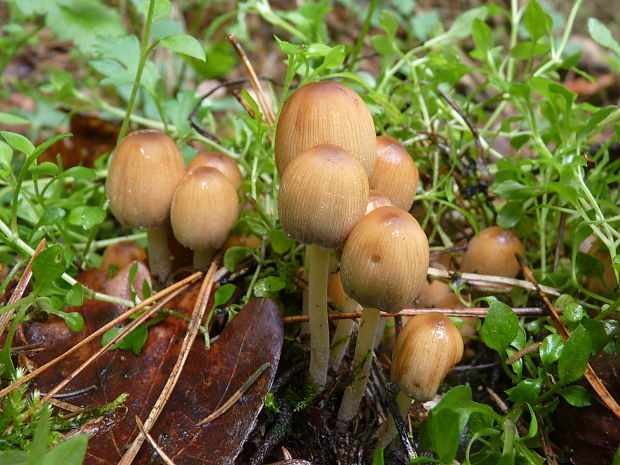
[[505, 342, 541, 365], [118, 264, 217, 465], [42, 286, 187, 402], [427, 266, 561, 296], [196, 362, 270, 426], [0, 271, 202, 400], [517, 254, 620, 420], [0, 239, 46, 334], [227, 34, 276, 124], [282, 307, 556, 324], [135, 416, 176, 465], [536, 413, 559, 465]]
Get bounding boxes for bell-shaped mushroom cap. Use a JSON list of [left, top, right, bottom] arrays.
[[278, 144, 368, 250], [101, 241, 147, 277], [328, 272, 347, 308], [187, 151, 243, 190], [275, 81, 376, 176], [170, 166, 240, 251], [340, 206, 429, 313], [416, 280, 462, 309], [106, 130, 185, 229], [391, 312, 464, 401], [366, 189, 394, 214], [461, 226, 524, 278], [369, 136, 419, 211]]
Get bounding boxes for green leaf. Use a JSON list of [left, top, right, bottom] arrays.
[[558, 325, 591, 383], [588, 18, 620, 56], [29, 161, 60, 176], [32, 244, 67, 290], [428, 408, 460, 463], [581, 318, 608, 353], [481, 297, 519, 353], [66, 283, 85, 306], [523, 0, 551, 42], [224, 246, 250, 272], [472, 18, 493, 52], [497, 201, 524, 228], [37, 207, 66, 227], [506, 378, 541, 402], [67, 206, 106, 230], [0, 141, 12, 171], [28, 407, 50, 465], [254, 276, 286, 297], [492, 180, 545, 200], [559, 385, 591, 407], [56, 312, 85, 332], [269, 230, 293, 254], [213, 283, 236, 308], [548, 182, 578, 205], [379, 9, 399, 37], [160, 34, 206, 61], [145, 0, 172, 21], [539, 333, 562, 367], [444, 6, 487, 40], [564, 302, 585, 322], [43, 434, 88, 465], [1, 131, 35, 155], [0, 112, 28, 125], [63, 166, 97, 179], [510, 41, 550, 59], [0, 451, 28, 465], [102, 326, 148, 355]]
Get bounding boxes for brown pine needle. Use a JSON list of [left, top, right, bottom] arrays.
[[516, 254, 620, 420], [0, 238, 46, 334], [228, 34, 276, 124], [135, 416, 177, 465], [118, 264, 217, 465], [505, 342, 542, 365], [42, 285, 188, 402], [0, 271, 202, 400], [196, 362, 270, 427]]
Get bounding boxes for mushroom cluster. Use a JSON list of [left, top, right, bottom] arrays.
[[106, 131, 242, 282]]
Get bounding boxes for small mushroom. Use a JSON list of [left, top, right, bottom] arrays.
[[328, 272, 359, 371], [461, 226, 524, 278], [369, 136, 419, 210], [275, 81, 377, 176], [106, 130, 185, 283], [170, 166, 240, 269], [187, 151, 244, 190], [101, 241, 147, 278]]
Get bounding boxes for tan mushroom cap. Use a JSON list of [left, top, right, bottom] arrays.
[[461, 226, 524, 278], [340, 206, 429, 313], [275, 81, 377, 176], [170, 166, 240, 251], [278, 144, 369, 250], [101, 241, 147, 277], [370, 136, 419, 210], [366, 189, 394, 214], [391, 312, 464, 401], [106, 130, 185, 229], [328, 272, 347, 308], [187, 151, 244, 190]]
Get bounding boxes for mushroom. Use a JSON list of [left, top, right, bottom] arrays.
[[375, 312, 463, 448], [461, 226, 524, 278], [279, 144, 368, 387], [337, 206, 429, 425], [275, 81, 377, 176], [369, 136, 419, 210], [101, 241, 147, 278], [106, 130, 185, 283], [170, 166, 240, 269], [366, 189, 394, 214], [328, 272, 359, 371], [187, 151, 244, 190]]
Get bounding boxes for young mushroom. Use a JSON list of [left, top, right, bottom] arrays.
[[375, 312, 463, 448], [279, 144, 369, 387], [328, 272, 359, 371], [100, 241, 147, 278], [187, 151, 244, 190], [275, 80, 377, 176], [106, 130, 185, 283], [337, 206, 429, 425], [461, 226, 524, 278], [170, 166, 240, 269], [369, 136, 419, 211]]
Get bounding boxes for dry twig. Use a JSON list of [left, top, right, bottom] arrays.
[[135, 416, 177, 465]]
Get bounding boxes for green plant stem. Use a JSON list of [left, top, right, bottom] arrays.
[[0, 218, 134, 308], [348, 0, 377, 71], [501, 418, 517, 457], [73, 233, 147, 250], [117, 0, 156, 142]]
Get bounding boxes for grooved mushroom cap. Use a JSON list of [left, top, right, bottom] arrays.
[[187, 151, 244, 190], [170, 166, 240, 251], [366, 189, 394, 214], [369, 136, 419, 211], [106, 130, 185, 229], [391, 312, 463, 401], [461, 226, 524, 278], [340, 206, 429, 313], [278, 144, 369, 250], [275, 81, 377, 176]]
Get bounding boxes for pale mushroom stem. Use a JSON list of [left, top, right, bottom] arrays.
[[307, 244, 330, 387], [374, 390, 413, 449], [337, 306, 381, 426], [299, 248, 310, 336], [329, 296, 359, 371], [374, 317, 388, 349], [147, 227, 172, 283], [193, 247, 215, 270]]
